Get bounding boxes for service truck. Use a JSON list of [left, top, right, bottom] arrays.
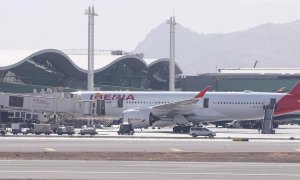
[[79, 125, 97, 135], [0, 124, 7, 136], [21, 127, 32, 135], [225, 120, 241, 128], [33, 124, 52, 135], [11, 123, 24, 135], [57, 125, 75, 135]]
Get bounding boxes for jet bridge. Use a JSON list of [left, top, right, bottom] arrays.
[[0, 92, 100, 122], [0, 92, 75, 114]]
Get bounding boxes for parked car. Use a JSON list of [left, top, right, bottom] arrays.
[[189, 127, 216, 138], [118, 123, 134, 135]]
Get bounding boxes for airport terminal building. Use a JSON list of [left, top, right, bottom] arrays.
[[1, 49, 300, 94], [178, 68, 300, 93], [0, 49, 183, 93], [2, 50, 300, 127]]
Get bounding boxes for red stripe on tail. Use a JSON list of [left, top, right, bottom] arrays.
[[287, 82, 300, 97], [275, 82, 300, 115]]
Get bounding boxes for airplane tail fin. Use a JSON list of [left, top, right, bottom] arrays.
[[287, 82, 300, 96], [276, 82, 300, 115]]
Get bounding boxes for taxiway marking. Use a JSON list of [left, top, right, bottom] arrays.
[[0, 171, 300, 177], [170, 148, 182, 152], [43, 148, 56, 152]]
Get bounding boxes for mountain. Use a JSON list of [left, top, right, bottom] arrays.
[[132, 20, 300, 75]]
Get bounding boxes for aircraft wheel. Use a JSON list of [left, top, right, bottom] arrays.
[[273, 122, 279, 128], [173, 126, 181, 133]]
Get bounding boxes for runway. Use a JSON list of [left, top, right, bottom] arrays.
[[0, 137, 299, 152], [0, 160, 299, 180]]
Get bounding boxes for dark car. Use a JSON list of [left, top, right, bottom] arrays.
[[118, 123, 134, 135]]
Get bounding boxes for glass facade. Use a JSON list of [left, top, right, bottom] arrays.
[[0, 52, 182, 92], [178, 74, 300, 92]]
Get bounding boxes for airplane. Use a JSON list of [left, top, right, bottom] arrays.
[[72, 82, 300, 133]]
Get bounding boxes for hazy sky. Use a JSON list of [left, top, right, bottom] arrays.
[[1, 0, 300, 51]]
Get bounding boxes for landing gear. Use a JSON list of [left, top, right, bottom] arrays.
[[173, 126, 181, 133], [273, 122, 279, 128]]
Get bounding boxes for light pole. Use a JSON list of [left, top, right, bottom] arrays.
[[167, 16, 176, 91], [85, 6, 97, 91]]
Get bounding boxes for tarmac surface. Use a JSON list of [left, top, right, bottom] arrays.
[[108, 124, 300, 140], [0, 124, 299, 153], [0, 160, 299, 180], [0, 124, 299, 179], [0, 137, 299, 152], [2, 124, 300, 139]]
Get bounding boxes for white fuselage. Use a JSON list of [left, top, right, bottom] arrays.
[[75, 91, 286, 122]]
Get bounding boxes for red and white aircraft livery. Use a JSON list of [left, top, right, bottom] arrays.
[[73, 82, 300, 130]]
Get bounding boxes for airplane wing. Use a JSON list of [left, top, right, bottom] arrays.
[[145, 86, 211, 116]]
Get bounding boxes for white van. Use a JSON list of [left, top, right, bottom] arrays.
[[189, 127, 216, 138]]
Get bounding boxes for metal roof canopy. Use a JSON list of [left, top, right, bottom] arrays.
[[0, 49, 183, 74], [218, 68, 300, 75]]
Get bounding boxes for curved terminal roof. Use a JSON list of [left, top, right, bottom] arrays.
[[0, 49, 183, 74], [146, 58, 183, 74]]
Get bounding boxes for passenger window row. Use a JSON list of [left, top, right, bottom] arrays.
[[212, 102, 263, 105], [126, 101, 173, 104], [104, 101, 174, 104]]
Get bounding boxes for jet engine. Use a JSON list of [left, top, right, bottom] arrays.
[[122, 109, 158, 128]]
